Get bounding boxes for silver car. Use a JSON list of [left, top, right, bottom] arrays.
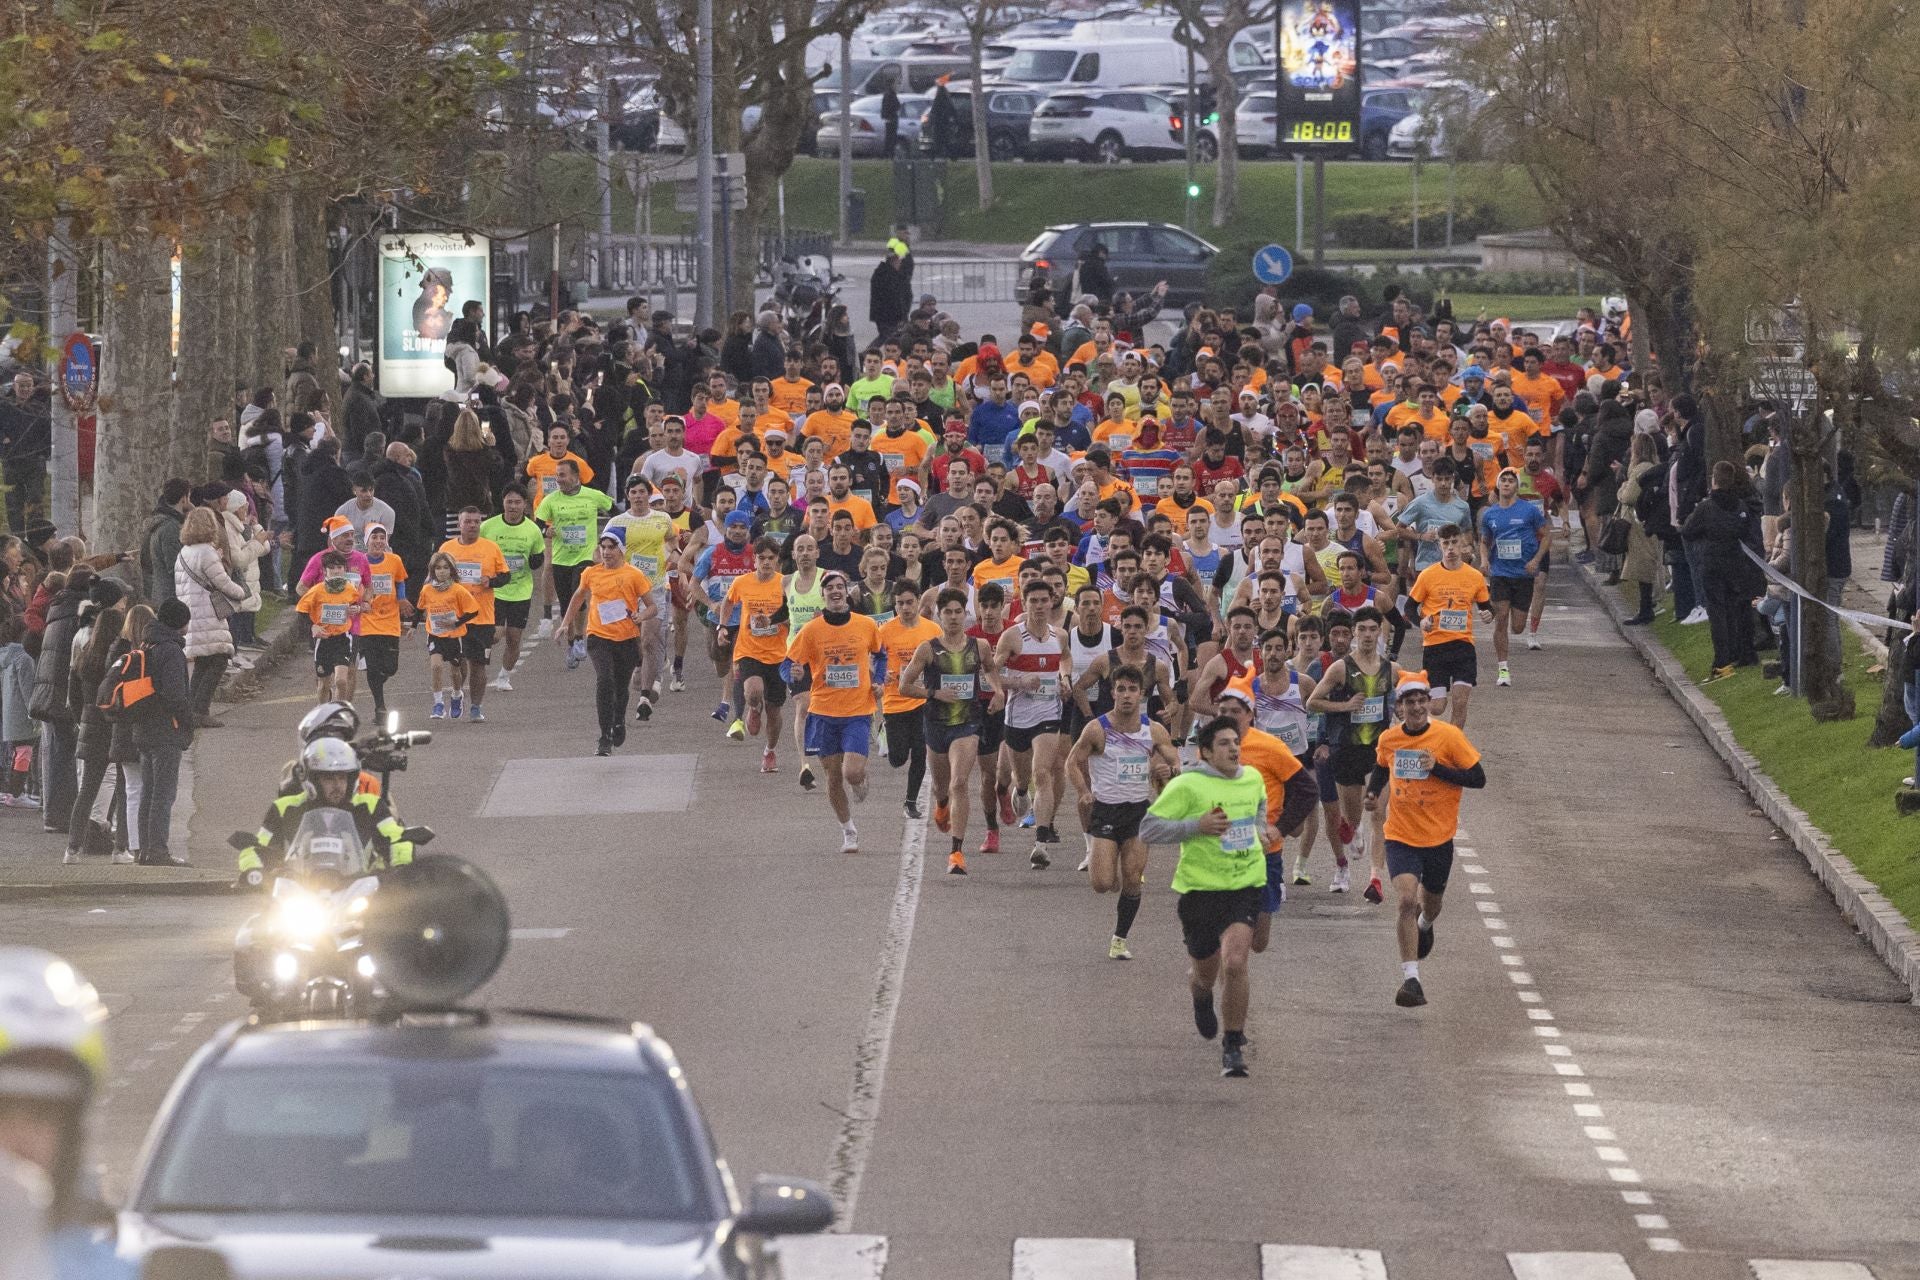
[[814, 92, 931, 156], [118, 1013, 834, 1278]]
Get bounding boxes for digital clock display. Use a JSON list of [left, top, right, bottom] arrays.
[[1277, 0, 1363, 151], [1286, 120, 1355, 143]]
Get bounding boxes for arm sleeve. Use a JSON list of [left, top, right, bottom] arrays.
[[1366, 762, 1391, 795], [1276, 768, 1318, 837], [1429, 761, 1485, 789], [1138, 813, 1204, 846]]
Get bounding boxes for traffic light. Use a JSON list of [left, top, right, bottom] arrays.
[[1186, 181, 1201, 199]]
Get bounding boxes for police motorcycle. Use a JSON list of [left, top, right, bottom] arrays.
[[276, 700, 432, 803], [771, 253, 843, 346], [231, 739, 443, 1021]]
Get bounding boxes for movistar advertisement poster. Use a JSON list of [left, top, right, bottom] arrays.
[[376, 233, 491, 398]]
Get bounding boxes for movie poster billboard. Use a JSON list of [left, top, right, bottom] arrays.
[[376, 232, 491, 398], [1277, 0, 1362, 148]]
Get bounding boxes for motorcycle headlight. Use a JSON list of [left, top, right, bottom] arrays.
[[275, 894, 331, 942], [272, 952, 300, 985]]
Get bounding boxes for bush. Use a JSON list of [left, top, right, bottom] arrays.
[[1326, 202, 1507, 250]]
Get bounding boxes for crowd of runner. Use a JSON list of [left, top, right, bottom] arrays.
[[290, 287, 1647, 1076]]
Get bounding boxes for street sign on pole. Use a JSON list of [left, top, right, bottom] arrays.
[[1252, 244, 1293, 285], [58, 331, 96, 413]]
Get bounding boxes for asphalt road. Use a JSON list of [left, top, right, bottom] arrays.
[[14, 574, 1920, 1279]]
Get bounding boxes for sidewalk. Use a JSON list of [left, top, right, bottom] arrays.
[[0, 601, 308, 897]]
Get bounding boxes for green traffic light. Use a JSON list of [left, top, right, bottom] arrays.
[[1186, 182, 1201, 198]]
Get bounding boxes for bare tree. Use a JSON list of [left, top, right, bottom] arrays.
[[1168, 0, 1275, 227], [954, 0, 1017, 210]]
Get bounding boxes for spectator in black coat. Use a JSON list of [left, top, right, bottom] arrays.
[[720, 311, 755, 385], [132, 599, 195, 865], [1683, 459, 1766, 678], [869, 251, 913, 342], [292, 438, 353, 575], [342, 364, 384, 463], [749, 311, 788, 380], [27, 565, 95, 835], [369, 442, 433, 575]]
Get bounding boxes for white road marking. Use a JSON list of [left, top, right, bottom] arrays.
[[509, 927, 573, 940], [1527, 1009, 1554, 1020], [1464, 863, 1488, 874], [1470, 882, 1493, 894], [1476, 901, 1499, 912], [1492, 936, 1515, 948], [1500, 954, 1523, 966], [1606, 1167, 1643, 1183], [1509, 972, 1533, 984], [1012, 1237, 1135, 1279], [1565, 1082, 1594, 1096], [1484, 918, 1508, 929], [1553, 1063, 1585, 1076], [1749, 1264, 1878, 1279], [1545, 1045, 1573, 1057], [1508, 1253, 1636, 1280], [1585, 1126, 1616, 1142], [1648, 1238, 1684, 1252], [827, 783, 929, 1227], [1534, 1026, 1561, 1037], [1632, 1214, 1668, 1230], [1594, 1147, 1629, 1163], [1619, 1190, 1652, 1206], [1518, 991, 1544, 1003], [1261, 1243, 1389, 1279], [1575, 1104, 1605, 1118], [772, 1232, 889, 1280]]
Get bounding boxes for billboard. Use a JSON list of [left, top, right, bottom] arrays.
[[1276, 0, 1362, 149], [376, 232, 491, 399]]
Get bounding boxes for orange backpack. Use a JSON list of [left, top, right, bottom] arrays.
[[100, 646, 155, 721]]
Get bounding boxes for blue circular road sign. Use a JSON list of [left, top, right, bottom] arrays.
[[1252, 244, 1293, 285]]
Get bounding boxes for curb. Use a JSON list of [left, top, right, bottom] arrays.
[[5, 877, 235, 900], [219, 603, 305, 702], [1577, 563, 1920, 1003]]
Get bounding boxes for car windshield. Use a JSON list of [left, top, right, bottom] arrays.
[[144, 1061, 714, 1220], [1003, 49, 1077, 82]]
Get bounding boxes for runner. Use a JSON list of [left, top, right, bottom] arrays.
[[437, 508, 510, 724], [899, 587, 999, 874], [1407, 525, 1493, 727], [479, 486, 545, 692], [415, 551, 480, 720], [1305, 605, 1397, 902], [1066, 664, 1179, 958], [604, 474, 677, 720], [994, 579, 1071, 866], [1140, 716, 1271, 1078], [784, 533, 827, 784], [1477, 466, 1549, 687], [718, 535, 790, 772], [876, 580, 940, 817], [560, 533, 656, 756], [1367, 670, 1486, 1008], [1515, 436, 1567, 648], [533, 458, 613, 671], [785, 569, 885, 853], [1213, 685, 1318, 955], [357, 523, 410, 718], [968, 582, 1014, 855], [293, 550, 364, 708], [695, 510, 757, 733]]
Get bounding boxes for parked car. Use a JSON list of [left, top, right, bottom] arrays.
[[1018, 221, 1219, 308], [1026, 90, 1179, 163], [1360, 89, 1418, 159], [815, 92, 931, 156], [1137, 83, 1218, 156], [915, 87, 1041, 159]]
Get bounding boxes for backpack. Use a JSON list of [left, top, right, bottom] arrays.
[[99, 646, 155, 722]]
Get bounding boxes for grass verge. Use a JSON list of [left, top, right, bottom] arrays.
[[1626, 585, 1920, 929]]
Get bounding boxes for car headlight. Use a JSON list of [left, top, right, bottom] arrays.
[[275, 893, 331, 943]]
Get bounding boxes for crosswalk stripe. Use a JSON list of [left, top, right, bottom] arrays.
[[1508, 1254, 1637, 1280], [773, 1233, 888, 1280], [1011, 1237, 1136, 1280], [1750, 1264, 1878, 1279], [1262, 1243, 1389, 1279]]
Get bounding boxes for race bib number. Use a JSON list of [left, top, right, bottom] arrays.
[[749, 612, 779, 637], [1495, 536, 1524, 561], [634, 554, 662, 579], [369, 574, 393, 597], [318, 603, 349, 627], [559, 524, 589, 547], [1353, 695, 1385, 725], [1393, 749, 1431, 781], [1134, 474, 1160, 496], [884, 453, 905, 472], [1220, 815, 1259, 852], [455, 561, 483, 584], [1115, 755, 1150, 785], [825, 661, 860, 689], [541, 475, 560, 495], [939, 673, 976, 699], [1276, 721, 1308, 754], [430, 611, 457, 633], [854, 489, 874, 507], [1471, 441, 1495, 459], [1108, 433, 1132, 451], [1437, 608, 1469, 632], [595, 599, 629, 626], [1030, 673, 1059, 700], [503, 553, 528, 573]]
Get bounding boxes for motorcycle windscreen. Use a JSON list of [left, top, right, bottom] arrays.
[[284, 808, 375, 881]]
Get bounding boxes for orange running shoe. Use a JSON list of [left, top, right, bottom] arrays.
[[947, 851, 968, 876], [933, 800, 951, 832]]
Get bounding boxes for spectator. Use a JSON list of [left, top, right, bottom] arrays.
[[0, 372, 50, 533], [1822, 465, 1853, 669], [173, 506, 245, 728], [292, 435, 353, 573], [342, 363, 384, 462], [749, 310, 787, 381], [1683, 459, 1765, 682], [205, 416, 242, 486], [1616, 432, 1665, 625], [26, 564, 94, 835], [1072, 242, 1114, 307], [131, 598, 193, 865], [334, 469, 397, 549], [720, 311, 755, 385], [0, 612, 33, 806], [869, 250, 913, 342], [138, 479, 192, 605], [442, 408, 504, 533], [1670, 394, 1710, 623], [371, 440, 433, 574], [217, 488, 271, 653], [284, 341, 321, 413], [62, 584, 127, 863]]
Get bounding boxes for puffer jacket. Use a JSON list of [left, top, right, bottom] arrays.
[[70, 620, 119, 764], [131, 621, 194, 751], [0, 642, 35, 743], [220, 497, 266, 612], [173, 542, 245, 660], [26, 585, 84, 724]]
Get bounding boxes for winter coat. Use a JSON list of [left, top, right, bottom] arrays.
[[342, 381, 384, 462], [131, 621, 194, 751], [749, 328, 786, 381], [370, 457, 433, 572], [868, 259, 912, 335], [439, 341, 480, 403], [443, 446, 502, 517], [139, 504, 185, 604], [284, 358, 321, 413], [0, 641, 35, 743], [1682, 488, 1765, 597], [720, 331, 754, 385], [221, 498, 266, 612], [26, 585, 84, 724], [71, 624, 118, 764], [502, 401, 538, 465], [1585, 401, 1634, 516], [173, 542, 245, 660], [1616, 460, 1664, 587], [293, 452, 354, 570]]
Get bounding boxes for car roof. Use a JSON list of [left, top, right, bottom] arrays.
[[210, 1010, 671, 1072]]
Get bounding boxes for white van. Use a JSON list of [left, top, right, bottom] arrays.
[[997, 23, 1268, 91]]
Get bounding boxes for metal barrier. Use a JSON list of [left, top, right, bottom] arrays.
[[911, 258, 1024, 306]]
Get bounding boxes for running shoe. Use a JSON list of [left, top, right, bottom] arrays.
[[980, 830, 1000, 854], [1192, 993, 1219, 1040], [997, 787, 1015, 826], [840, 826, 859, 854], [670, 676, 687, 692], [468, 705, 487, 724], [711, 701, 731, 723], [489, 670, 513, 691], [611, 723, 626, 748], [1029, 846, 1050, 870], [903, 799, 922, 820], [595, 735, 612, 758], [761, 749, 778, 773], [1018, 811, 1036, 829], [1221, 1044, 1249, 1078], [1035, 824, 1058, 845], [1496, 662, 1511, 687], [635, 697, 653, 722], [1077, 850, 1092, 872], [536, 616, 553, 640], [746, 705, 762, 737], [726, 719, 746, 742], [1363, 876, 1384, 904], [948, 851, 968, 875], [1331, 864, 1351, 893], [429, 701, 446, 720], [1337, 816, 1355, 846], [933, 800, 951, 832], [1417, 919, 1435, 959], [1012, 788, 1031, 820], [0, 794, 36, 810], [1108, 935, 1132, 960], [1291, 855, 1312, 886], [1395, 977, 1427, 1008], [1680, 607, 1709, 625], [798, 764, 816, 790], [448, 694, 464, 720], [874, 723, 888, 756], [565, 643, 582, 671], [1525, 632, 1543, 651]]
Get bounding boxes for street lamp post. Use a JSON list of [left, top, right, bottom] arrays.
[[694, 0, 715, 327]]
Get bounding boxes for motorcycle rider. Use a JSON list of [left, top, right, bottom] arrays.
[[0, 947, 132, 1280], [278, 700, 387, 800], [237, 738, 414, 887]]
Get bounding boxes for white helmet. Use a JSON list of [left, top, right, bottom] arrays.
[[1603, 295, 1628, 318], [0, 948, 107, 1102], [300, 737, 360, 779]]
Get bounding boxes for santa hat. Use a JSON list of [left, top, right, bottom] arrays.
[[1395, 670, 1431, 700]]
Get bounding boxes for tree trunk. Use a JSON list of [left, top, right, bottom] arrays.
[[251, 190, 297, 399], [1787, 393, 1853, 719], [970, 33, 993, 210], [1208, 34, 1238, 227], [96, 237, 177, 560], [297, 188, 340, 419], [1868, 617, 1913, 747], [177, 237, 225, 481]]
